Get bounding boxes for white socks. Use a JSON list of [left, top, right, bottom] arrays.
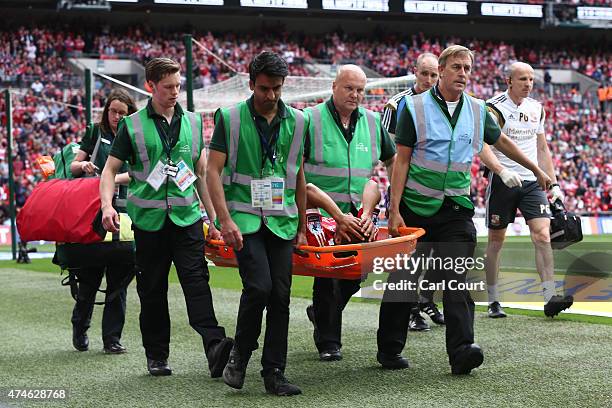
[[487, 284, 499, 304], [542, 280, 557, 303]]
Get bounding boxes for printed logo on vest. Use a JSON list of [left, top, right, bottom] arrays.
[[356, 142, 369, 153], [179, 145, 191, 153], [458, 133, 472, 144]]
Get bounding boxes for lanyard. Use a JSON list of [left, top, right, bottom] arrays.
[[254, 116, 279, 169], [156, 119, 174, 161]]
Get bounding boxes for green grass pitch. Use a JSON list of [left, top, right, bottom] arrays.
[[0, 235, 611, 407]]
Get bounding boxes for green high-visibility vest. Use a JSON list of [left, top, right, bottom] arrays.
[[123, 107, 203, 232], [219, 101, 306, 240], [304, 102, 381, 214], [402, 90, 485, 217]]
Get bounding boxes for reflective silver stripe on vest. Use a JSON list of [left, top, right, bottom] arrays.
[[228, 106, 241, 177], [311, 107, 323, 163], [412, 93, 428, 147], [115, 198, 127, 208], [226, 106, 302, 190], [304, 163, 372, 178], [130, 113, 150, 181], [365, 110, 378, 167], [186, 111, 200, 163], [227, 201, 298, 217], [327, 192, 353, 203], [127, 192, 198, 208], [411, 155, 447, 172], [285, 109, 305, 190], [468, 97, 482, 154], [405, 179, 444, 200], [445, 186, 471, 196], [411, 93, 475, 174], [449, 162, 471, 172], [223, 173, 253, 186]]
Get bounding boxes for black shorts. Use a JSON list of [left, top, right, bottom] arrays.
[[485, 174, 550, 229]]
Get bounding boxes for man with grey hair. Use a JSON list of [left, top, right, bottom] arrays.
[[376, 45, 551, 374], [304, 64, 396, 362], [382, 52, 444, 332], [484, 61, 572, 319]]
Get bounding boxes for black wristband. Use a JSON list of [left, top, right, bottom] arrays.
[[548, 183, 559, 190]]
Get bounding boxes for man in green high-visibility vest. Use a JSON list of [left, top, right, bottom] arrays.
[[376, 45, 551, 374], [100, 58, 234, 378], [303, 65, 396, 362], [207, 51, 308, 396]]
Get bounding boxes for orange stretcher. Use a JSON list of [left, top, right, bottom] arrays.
[[205, 227, 425, 280]]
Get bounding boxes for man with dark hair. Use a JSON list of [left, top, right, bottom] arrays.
[[100, 57, 234, 377], [207, 51, 308, 396]]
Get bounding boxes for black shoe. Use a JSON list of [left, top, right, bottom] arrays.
[[409, 308, 430, 331], [207, 337, 234, 378], [147, 359, 172, 376], [263, 369, 302, 396], [223, 346, 248, 389], [487, 301, 507, 319], [376, 351, 410, 369], [451, 344, 484, 375], [319, 348, 342, 362], [103, 342, 126, 354], [72, 329, 89, 352], [544, 295, 574, 318], [420, 302, 445, 325]]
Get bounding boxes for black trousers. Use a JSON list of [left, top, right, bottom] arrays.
[[377, 199, 477, 365], [311, 277, 361, 352], [133, 218, 225, 360], [71, 265, 127, 346], [234, 225, 293, 376]]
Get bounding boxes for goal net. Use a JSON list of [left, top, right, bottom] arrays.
[[182, 72, 415, 141]]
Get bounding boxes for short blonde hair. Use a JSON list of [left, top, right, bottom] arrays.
[[438, 45, 474, 67]]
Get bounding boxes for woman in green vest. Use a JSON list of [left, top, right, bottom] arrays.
[[68, 88, 136, 354]]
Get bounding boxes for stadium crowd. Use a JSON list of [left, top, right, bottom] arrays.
[[0, 26, 610, 225]]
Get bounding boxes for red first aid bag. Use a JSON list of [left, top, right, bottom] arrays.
[[17, 178, 104, 244]]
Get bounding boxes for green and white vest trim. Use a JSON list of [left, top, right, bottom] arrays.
[[220, 101, 306, 240], [304, 102, 381, 214], [123, 107, 202, 232]]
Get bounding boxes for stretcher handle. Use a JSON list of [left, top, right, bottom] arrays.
[[207, 227, 426, 253]]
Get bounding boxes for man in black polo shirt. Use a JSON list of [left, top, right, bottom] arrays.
[[100, 58, 233, 378]]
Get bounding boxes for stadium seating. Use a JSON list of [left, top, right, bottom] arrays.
[[0, 26, 609, 224]]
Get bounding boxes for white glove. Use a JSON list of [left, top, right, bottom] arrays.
[[550, 184, 564, 203], [499, 168, 523, 188]]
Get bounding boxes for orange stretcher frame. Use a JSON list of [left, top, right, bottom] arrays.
[[205, 227, 425, 280]]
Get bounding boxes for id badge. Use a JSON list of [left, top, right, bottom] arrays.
[[172, 160, 197, 192], [146, 160, 168, 191], [251, 177, 284, 210]]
